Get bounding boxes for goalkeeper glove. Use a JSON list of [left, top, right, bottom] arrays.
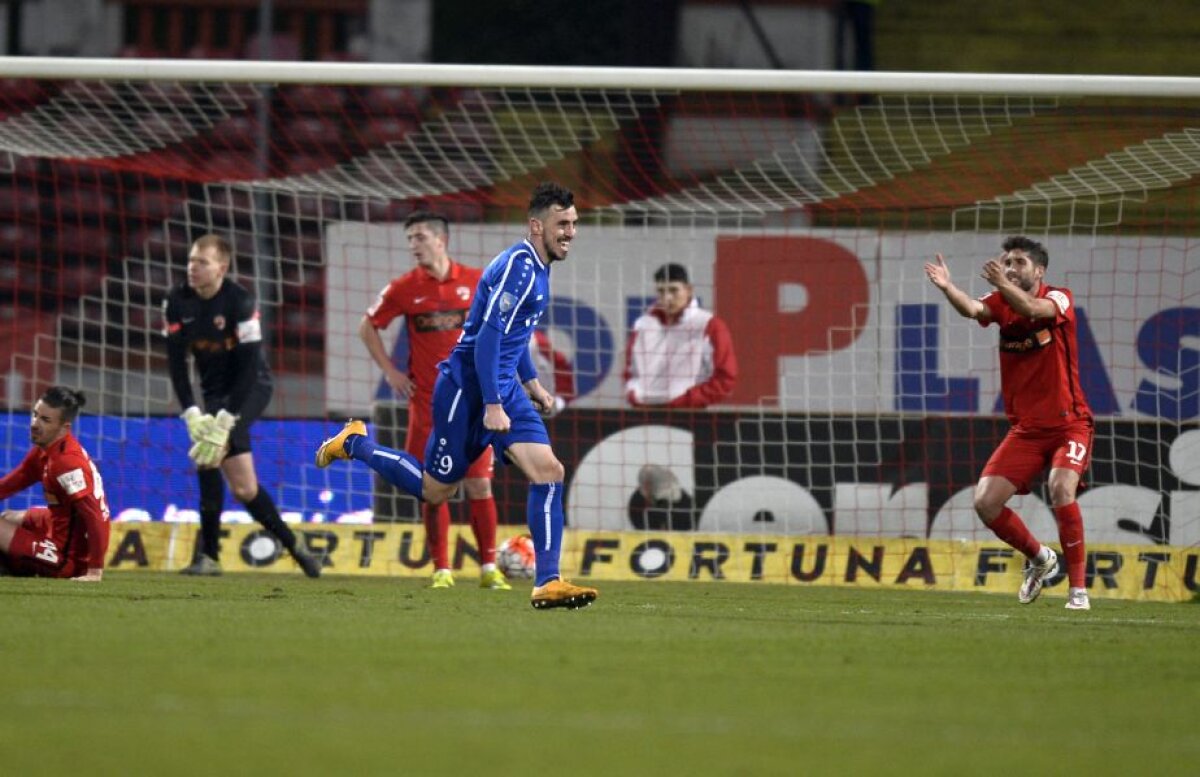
[[188, 409, 239, 468], [180, 406, 215, 444]]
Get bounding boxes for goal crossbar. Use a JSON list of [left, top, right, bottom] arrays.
[[2, 56, 1200, 97]]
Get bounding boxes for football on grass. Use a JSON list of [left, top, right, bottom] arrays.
[[496, 535, 536, 579]]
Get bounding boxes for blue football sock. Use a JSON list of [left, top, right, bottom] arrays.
[[528, 481, 564, 586], [346, 435, 424, 500]]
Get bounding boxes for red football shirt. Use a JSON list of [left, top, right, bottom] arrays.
[[366, 260, 482, 407], [0, 432, 111, 569], [979, 283, 1092, 429]]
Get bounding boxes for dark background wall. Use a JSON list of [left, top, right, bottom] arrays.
[[431, 0, 681, 67]]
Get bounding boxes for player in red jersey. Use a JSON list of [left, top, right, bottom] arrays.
[[926, 235, 1092, 610], [0, 386, 110, 581], [359, 210, 508, 590]]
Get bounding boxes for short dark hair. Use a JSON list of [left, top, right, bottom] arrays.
[[403, 210, 449, 237], [1002, 235, 1049, 269], [528, 182, 574, 218], [192, 233, 233, 264], [653, 263, 690, 284], [39, 385, 87, 423]]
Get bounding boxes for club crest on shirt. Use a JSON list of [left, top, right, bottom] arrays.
[[213, 315, 226, 330], [456, 286, 471, 300], [498, 292, 518, 313]]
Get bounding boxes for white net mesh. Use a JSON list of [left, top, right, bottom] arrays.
[[0, 65, 1197, 561]]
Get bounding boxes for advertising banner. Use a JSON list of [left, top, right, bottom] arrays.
[[103, 522, 1200, 603], [324, 225, 1200, 419], [1, 410, 1195, 549]]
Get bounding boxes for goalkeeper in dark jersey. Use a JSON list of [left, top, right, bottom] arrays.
[[162, 234, 320, 578]]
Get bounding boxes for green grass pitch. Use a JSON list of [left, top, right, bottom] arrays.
[[1, 574, 1196, 776]]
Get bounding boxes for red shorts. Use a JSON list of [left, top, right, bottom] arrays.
[[406, 405, 494, 480], [981, 420, 1094, 494], [3, 507, 84, 578]]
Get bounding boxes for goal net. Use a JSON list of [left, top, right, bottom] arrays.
[[0, 60, 1197, 585]]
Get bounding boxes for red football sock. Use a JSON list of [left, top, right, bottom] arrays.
[[468, 497, 499, 565], [988, 506, 1042, 560], [423, 502, 451, 570], [1053, 501, 1086, 588]]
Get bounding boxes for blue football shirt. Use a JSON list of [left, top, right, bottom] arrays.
[[442, 238, 547, 402]]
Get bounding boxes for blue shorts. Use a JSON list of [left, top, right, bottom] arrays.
[[424, 372, 550, 484]]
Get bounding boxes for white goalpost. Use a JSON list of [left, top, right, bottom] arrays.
[[0, 57, 1197, 593]]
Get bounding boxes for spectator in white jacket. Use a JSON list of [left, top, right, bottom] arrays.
[[624, 263, 738, 408]]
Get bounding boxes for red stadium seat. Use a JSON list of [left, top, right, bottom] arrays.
[[282, 116, 345, 151], [52, 186, 114, 221], [0, 78, 47, 117], [1, 262, 43, 304], [0, 223, 44, 258], [279, 84, 348, 116], [0, 185, 41, 219], [127, 223, 192, 262], [319, 49, 367, 63], [208, 115, 261, 150], [282, 153, 338, 176], [439, 199, 485, 223], [139, 113, 195, 143], [54, 224, 113, 259], [3, 153, 41, 180], [50, 259, 109, 299], [201, 152, 264, 181], [186, 45, 241, 61], [355, 117, 418, 147], [364, 198, 430, 223], [362, 85, 423, 117], [118, 45, 166, 59], [243, 33, 300, 62], [133, 81, 194, 110], [125, 189, 186, 223]]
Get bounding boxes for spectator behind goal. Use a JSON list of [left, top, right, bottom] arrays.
[[624, 263, 738, 408]]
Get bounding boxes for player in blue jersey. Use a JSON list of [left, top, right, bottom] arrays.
[[316, 182, 598, 610]]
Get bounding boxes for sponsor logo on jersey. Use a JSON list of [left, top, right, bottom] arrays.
[[413, 309, 468, 333], [999, 327, 1053, 353], [57, 467, 87, 496], [191, 338, 231, 354]]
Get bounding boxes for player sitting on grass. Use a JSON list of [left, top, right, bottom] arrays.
[[0, 387, 109, 581]]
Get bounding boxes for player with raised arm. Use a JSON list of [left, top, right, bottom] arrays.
[[925, 236, 1093, 610], [164, 234, 320, 578], [0, 387, 109, 581], [317, 182, 597, 609], [359, 210, 507, 590]]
